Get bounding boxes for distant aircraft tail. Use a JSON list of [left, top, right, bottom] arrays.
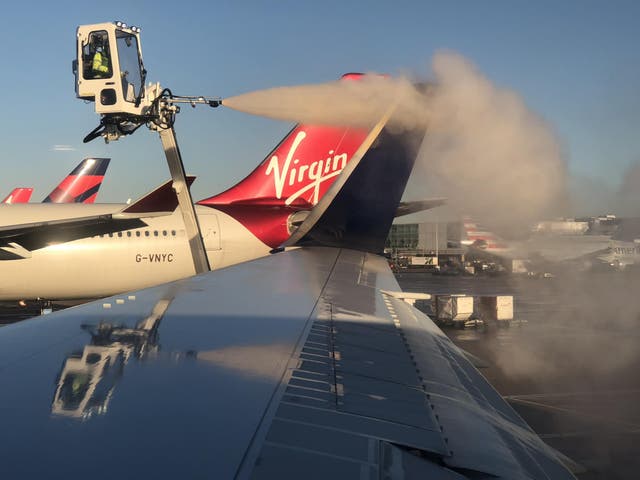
[[2, 188, 33, 204], [461, 218, 509, 252], [43, 157, 110, 203]]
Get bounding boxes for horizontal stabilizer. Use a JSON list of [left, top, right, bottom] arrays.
[[120, 176, 196, 215], [396, 198, 446, 217]]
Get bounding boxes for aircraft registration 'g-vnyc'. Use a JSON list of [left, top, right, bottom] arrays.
[[0, 86, 440, 301], [0, 108, 577, 478], [1, 157, 110, 204]]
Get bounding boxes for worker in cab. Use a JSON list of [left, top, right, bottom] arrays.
[[91, 36, 111, 78]]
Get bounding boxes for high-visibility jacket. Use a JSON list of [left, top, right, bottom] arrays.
[[92, 51, 110, 77]]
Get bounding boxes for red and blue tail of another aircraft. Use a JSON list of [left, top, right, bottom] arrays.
[[2, 188, 33, 204], [43, 157, 110, 204]]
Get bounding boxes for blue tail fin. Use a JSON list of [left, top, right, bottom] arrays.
[[284, 114, 425, 253]]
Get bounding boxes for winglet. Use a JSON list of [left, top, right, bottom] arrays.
[[283, 109, 425, 253], [120, 176, 196, 215], [2, 188, 34, 204]]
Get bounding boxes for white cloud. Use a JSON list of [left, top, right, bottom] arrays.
[[50, 144, 76, 152]]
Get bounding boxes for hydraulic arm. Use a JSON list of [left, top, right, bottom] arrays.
[[73, 22, 221, 274]]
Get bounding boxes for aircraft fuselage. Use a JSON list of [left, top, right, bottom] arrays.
[[0, 205, 272, 300]]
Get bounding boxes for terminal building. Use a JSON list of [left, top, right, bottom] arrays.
[[387, 216, 620, 272], [386, 222, 465, 266]]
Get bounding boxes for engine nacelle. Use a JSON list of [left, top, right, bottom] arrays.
[[73, 22, 150, 116]]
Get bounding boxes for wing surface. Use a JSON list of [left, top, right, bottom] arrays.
[[0, 246, 575, 479]]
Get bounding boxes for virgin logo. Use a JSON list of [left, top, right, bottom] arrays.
[[265, 131, 349, 205]]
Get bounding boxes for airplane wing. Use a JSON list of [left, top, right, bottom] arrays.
[[0, 176, 195, 258], [0, 247, 576, 479], [0, 109, 576, 477]]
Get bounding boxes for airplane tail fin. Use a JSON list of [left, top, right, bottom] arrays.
[[283, 109, 426, 254], [198, 74, 372, 209], [43, 157, 110, 204], [461, 218, 509, 252], [120, 176, 196, 216], [2, 188, 33, 204]]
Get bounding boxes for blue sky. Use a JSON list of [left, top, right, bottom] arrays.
[[1, 1, 639, 203]]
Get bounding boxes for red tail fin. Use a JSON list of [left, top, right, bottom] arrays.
[[197, 73, 386, 249], [461, 218, 509, 251], [198, 124, 368, 207], [43, 158, 110, 203], [198, 74, 373, 208], [2, 188, 33, 204]]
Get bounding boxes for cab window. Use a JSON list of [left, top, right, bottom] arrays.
[[83, 31, 113, 80], [116, 31, 142, 102]]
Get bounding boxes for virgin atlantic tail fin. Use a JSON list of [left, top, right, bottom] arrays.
[[198, 74, 371, 209], [2, 188, 33, 204], [43, 157, 110, 203]]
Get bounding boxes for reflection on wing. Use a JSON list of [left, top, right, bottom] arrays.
[[52, 295, 173, 419], [197, 344, 293, 381]]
